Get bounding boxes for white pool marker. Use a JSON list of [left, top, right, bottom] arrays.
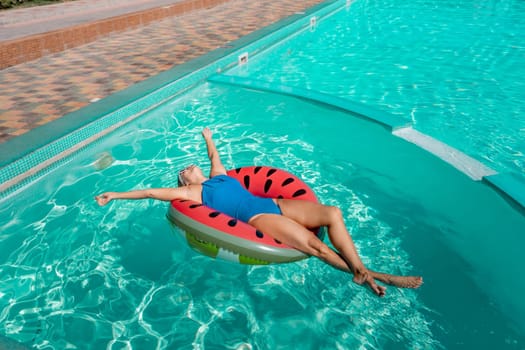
[[310, 16, 317, 31], [238, 52, 248, 66], [393, 127, 497, 180]]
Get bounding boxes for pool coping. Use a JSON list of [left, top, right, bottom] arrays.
[[1, 0, 524, 214]]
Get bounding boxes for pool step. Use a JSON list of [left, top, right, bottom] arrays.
[[483, 173, 525, 211], [392, 126, 497, 181], [209, 73, 525, 212], [207, 73, 411, 131]]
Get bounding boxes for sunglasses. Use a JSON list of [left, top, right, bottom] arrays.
[[178, 164, 196, 186]]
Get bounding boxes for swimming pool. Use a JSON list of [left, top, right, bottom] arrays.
[[234, 0, 525, 177], [1, 0, 524, 349]]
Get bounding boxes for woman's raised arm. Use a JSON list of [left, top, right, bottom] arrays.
[[202, 127, 227, 177]]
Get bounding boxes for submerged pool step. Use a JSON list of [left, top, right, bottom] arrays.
[[392, 128, 525, 211], [207, 73, 411, 131], [483, 173, 525, 210], [393, 127, 497, 181], [209, 73, 525, 212], [209, 73, 493, 180]]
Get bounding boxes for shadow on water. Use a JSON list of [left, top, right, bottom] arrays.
[[0, 334, 31, 350], [348, 167, 525, 349]]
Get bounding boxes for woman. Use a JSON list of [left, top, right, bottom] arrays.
[[96, 128, 422, 296]]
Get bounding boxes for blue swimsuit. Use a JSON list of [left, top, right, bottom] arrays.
[[201, 175, 281, 223]]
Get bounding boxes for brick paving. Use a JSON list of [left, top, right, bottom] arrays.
[[0, 0, 325, 144], [0, 0, 222, 68]]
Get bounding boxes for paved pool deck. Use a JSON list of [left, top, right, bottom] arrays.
[[0, 0, 325, 144]]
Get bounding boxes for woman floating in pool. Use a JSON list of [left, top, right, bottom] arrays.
[[95, 128, 422, 296]]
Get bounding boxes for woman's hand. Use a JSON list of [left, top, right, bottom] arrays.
[[201, 127, 227, 177], [95, 192, 114, 206], [202, 127, 212, 140]]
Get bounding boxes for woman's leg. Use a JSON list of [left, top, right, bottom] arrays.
[[276, 199, 423, 289], [249, 214, 386, 296]]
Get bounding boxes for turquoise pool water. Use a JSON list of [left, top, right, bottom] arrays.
[[1, 0, 525, 348], [1, 84, 524, 349], [233, 0, 525, 176]]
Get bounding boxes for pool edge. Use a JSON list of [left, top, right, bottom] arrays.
[[208, 73, 411, 131], [483, 173, 525, 213]]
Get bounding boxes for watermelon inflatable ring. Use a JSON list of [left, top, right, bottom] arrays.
[[167, 166, 324, 265]]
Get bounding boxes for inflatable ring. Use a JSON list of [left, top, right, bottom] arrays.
[[167, 166, 324, 265]]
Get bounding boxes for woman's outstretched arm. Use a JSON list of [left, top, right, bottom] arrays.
[[202, 127, 227, 177], [95, 187, 186, 206]]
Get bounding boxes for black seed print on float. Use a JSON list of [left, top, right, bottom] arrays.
[[228, 219, 237, 227], [256, 230, 264, 238], [264, 179, 272, 193], [190, 204, 203, 209], [266, 168, 277, 177], [244, 175, 250, 189], [282, 178, 294, 187], [254, 166, 262, 174], [234, 168, 241, 174], [209, 211, 221, 218], [292, 189, 307, 197]]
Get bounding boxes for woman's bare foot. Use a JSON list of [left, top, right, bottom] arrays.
[[370, 271, 423, 288], [353, 270, 387, 297]]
